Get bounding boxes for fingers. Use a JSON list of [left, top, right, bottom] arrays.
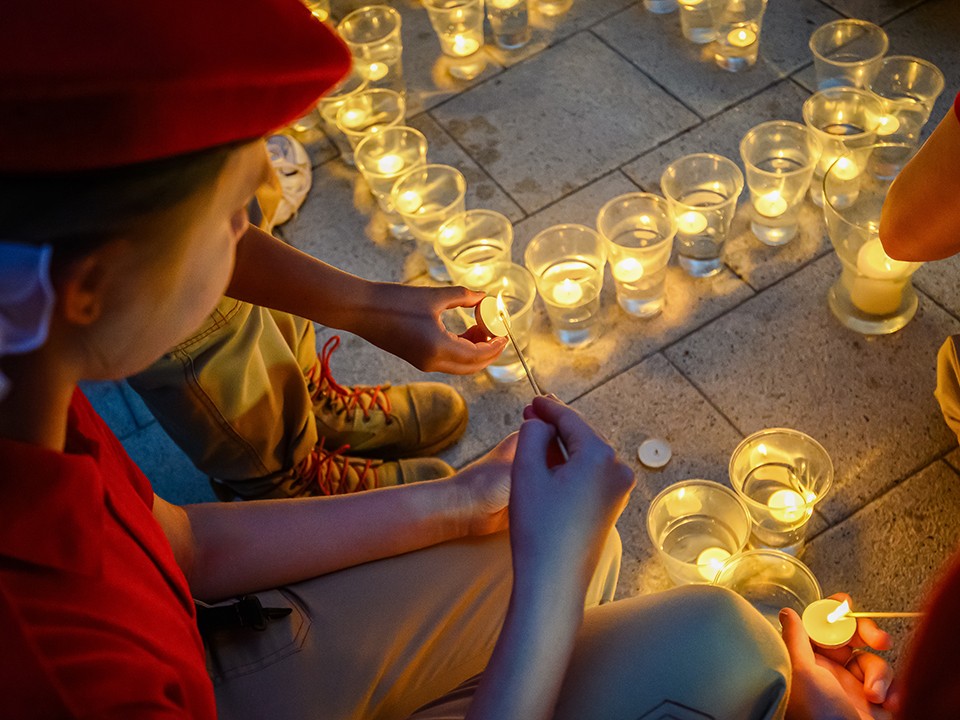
[[827, 593, 892, 651], [439, 286, 487, 311], [513, 418, 557, 481], [459, 325, 493, 344], [433, 334, 508, 374], [779, 608, 818, 671], [850, 651, 895, 705], [528, 395, 604, 456]]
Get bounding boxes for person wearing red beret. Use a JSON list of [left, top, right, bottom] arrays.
[[0, 1, 793, 718]]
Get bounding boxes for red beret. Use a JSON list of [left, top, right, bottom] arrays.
[[0, 0, 350, 172]]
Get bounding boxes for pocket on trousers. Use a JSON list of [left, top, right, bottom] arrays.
[[205, 588, 311, 685]]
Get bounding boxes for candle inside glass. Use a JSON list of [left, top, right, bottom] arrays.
[[696, 546, 732, 581], [846, 238, 915, 316]]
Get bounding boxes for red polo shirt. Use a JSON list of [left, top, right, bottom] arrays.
[[0, 390, 216, 719]]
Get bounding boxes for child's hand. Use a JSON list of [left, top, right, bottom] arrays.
[[781, 593, 899, 720], [453, 432, 517, 537], [358, 284, 507, 374]]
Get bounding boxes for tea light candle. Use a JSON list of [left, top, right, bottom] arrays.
[[876, 114, 901, 137], [767, 488, 806, 524], [829, 156, 860, 181], [696, 546, 731, 581], [727, 27, 757, 48], [802, 598, 857, 649], [755, 191, 788, 219], [490, 0, 521, 7], [475, 296, 508, 337], [613, 257, 645, 283], [552, 278, 584, 306], [858, 238, 912, 280], [451, 34, 480, 56], [366, 62, 389, 82], [465, 264, 496, 287], [677, 210, 708, 235], [395, 190, 423, 215], [375, 154, 404, 174], [340, 107, 369, 129], [848, 238, 914, 315]]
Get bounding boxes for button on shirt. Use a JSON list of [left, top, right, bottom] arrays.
[[0, 390, 216, 719]]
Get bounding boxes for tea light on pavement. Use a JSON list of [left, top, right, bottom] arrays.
[[552, 277, 584, 306], [451, 34, 480, 56], [727, 27, 757, 47], [755, 191, 788, 218], [375, 154, 404, 174], [696, 547, 731, 581], [767, 488, 806, 524], [613, 257, 645, 283], [677, 210, 708, 235], [802, 598, 857, 648], [638, 438, 672, 469]]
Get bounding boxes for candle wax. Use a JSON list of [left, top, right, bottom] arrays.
[[490, 0, 521, 8], [552, 278, 584, 306], [376, 154, 404, 174], [857, 238, 912, 280], [876, 114, 901, 136], [451, 35, 480, 57], [767, 488, 806, 524], [613, 257, 645, 283], [365, 62, 389, 82], [664, 486, 702, 515], [755, 191, 788, 218], [677, 210, 708, 235], [727, 27, 758, 47], [802, 598, 857, 648], [395, 190, 423, 215], [829, 156, 859, 181], [696, 547, 731, 581], [341, 108, 368, 129], [465, 265, 496, 287], [475, 296, 508, 338]]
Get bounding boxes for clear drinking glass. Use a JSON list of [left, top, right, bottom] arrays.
[[487, 0, 531, 50], [354, 126, 428, 240], [678, 0, 715, 44], [391, 164, 467, 282], [337, 6, 405, 95], [317, 67, 369, 166], [596, 193, 676, 318], [802, 87, 882, 207], [524, 224, 607, 347], [824, 143, 923, 335], [422, 0, 485, 58], [809, 19, 888, 90], [479, 262, 538, 383], [729, 428, 834, 556], [436, 210, 514, 289], [713, 550, 822, 629], [711, 0, 768, 72], [301, 0, 330, 22], [646, 480, 752, 586], [660, 153, 743, 278], [739, 121, 821, 246], [335, 89, 406, 151], [868, 56, 945, 150], [643, 0, 677, 14]]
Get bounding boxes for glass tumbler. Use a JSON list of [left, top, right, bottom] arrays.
[[596, 193, 676, 318], [422, 0, 485, 59], [824, 143, 923, 335], [678, 0, 715, 44], [524, 224, 607, 348], [479, 262, 538, 383], [803, 87, 882, 207], [354, 126, 428, 240], [646, 480, 752, 586], [868, 56, 945, 150], [335, 88, 406, 151], [711, 0, 768, 72], [337, 5, 405, 94], [436, 210, 514, 289], [729, 428, 834, 556], [739, 121, 821, 246], [809, 19, 888, 90], [318, 67, 369, 165], [487, 0, 531, 50], [391, 164, 467, 282], [661, 153, 744, 278]]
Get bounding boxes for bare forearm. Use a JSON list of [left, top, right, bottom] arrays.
[[182, 478, 467, 602], [225, 223, 378, 330]]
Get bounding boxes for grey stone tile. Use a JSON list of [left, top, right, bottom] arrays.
[[121, 424, 217, 505], [819, 0, 929, 25], [282, 125, 339, 168], [621, 79, 812, 192], [80, 381, 137, 440], [431, 31, 699, 213], [593, 1, 840, 119], [665, 254, 960, 525], [804, 460, 960, 668], [408, 113, 525, 222], [914, 255, 960, 320]]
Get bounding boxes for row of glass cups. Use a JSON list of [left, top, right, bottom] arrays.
[[645, 429, 833, 627]]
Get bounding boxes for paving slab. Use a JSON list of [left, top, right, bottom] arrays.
[[803, 459, 960, 667], [664, 253, 960, 525], [819, 0, 930, 25], [946, 446, 960, 473], [80, 381, 138, 440], [431, 31, 699, 213], [914, 255, 960, 321], [593, 0, 840, 120], [123, 424, 216, 505]]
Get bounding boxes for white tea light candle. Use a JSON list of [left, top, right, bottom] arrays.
[[677, 210, 708, 235], [612, 257, 645, 283], [475, 296, 508, 337], [802, 598, 857, 649], [696, 547, 731, 581], [551, 277, 585, 306], [754, 191, 788, 218]]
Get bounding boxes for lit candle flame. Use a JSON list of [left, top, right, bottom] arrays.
[[496, 291, 511, 330], [827, 600, 851, 624]]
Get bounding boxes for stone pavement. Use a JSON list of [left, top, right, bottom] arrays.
[[86, 0, 960, 668]]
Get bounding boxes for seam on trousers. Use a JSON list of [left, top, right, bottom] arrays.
[[174, 300, 242, 353]]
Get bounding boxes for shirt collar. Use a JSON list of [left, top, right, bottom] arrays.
[[0, 409, 104, 575]]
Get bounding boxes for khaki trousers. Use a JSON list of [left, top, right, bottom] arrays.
[[207, 530, 789, 720]]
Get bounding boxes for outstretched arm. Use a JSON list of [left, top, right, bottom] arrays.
[[880, 96, 960, 262], [224, 223, 506, 373]]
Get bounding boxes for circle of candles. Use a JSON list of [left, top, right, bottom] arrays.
[[767, 488, 806, 524], [551, 277, 584, 306], [475, 296, 508, 337], [638, 438, 672, 469], [696, 546, 731, 581], [875, 114, 901, 136], [755, 191, 788, 218], [452, 35, 480, 56], [676, 210, 708, 235], [727, 27, 757, 48], [802, 598, 857, 648], [613, 257, 645, 283], [375, 153, 404, 174]]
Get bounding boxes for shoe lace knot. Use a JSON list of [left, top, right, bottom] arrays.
[[310, 335, 393, 423]]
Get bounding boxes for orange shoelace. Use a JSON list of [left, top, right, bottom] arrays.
[[307, 336, 392, 422], [294, 437, 378, 495]]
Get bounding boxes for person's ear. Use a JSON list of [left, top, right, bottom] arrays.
[[57, 252, 108, 326]]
